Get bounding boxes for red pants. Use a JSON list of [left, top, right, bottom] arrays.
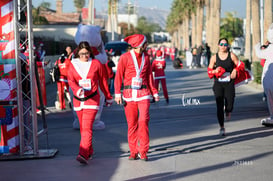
[[76, 109, 98, 159], [57, 81, 69, 109], [170, 55, 175, 61], [124, 100, 150, 154], [155, 78, 169, 100]]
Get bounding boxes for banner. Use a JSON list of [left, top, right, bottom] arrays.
[[0, 0, 19, 154]]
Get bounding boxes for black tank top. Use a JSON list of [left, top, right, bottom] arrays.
[[215, 52, 234, 73]]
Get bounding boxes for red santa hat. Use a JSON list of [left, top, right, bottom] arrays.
[[123, 34, 147, 48], [156, 50, 164, 60]]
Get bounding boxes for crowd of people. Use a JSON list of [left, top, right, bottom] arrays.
[[189, 43, 211, 69], [46, 32, 174, 164], [28, 23, 273, 165]]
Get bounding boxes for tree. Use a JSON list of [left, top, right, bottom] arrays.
[[220, 12, 244, 44], [166, 0, 195, 50], [244, 0, 251, 61], [251, 0, 261, 62], [118, 22, 135, 37], [32, 2, 50, 25], [210, 0, 221, 53], [196, 0, 205, 47], [107, 0, 120, 39], [40, 2, 50, 9], [135, 16, 162, 42], [264, 0, 272, 43], [74, 0, 85, 13]]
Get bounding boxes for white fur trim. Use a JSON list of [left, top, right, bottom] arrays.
[[106, 99, 114, 103], [123, 95, 152, 102], [136, 35, 147, 48], [73, 105, 100, 111], [154, 76, 166, 79], [115, 94, 121, 98]]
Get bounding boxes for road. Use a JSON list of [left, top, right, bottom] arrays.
[[0, 60, 272, 181]]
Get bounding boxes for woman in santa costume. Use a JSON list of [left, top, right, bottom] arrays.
[[114, 34, 159, 161], [68, 41, 113, 164], [152, 50, 169, 103], [55, 51, 71, 110]]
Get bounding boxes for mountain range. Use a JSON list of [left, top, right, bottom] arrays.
[[97, 6, 170, 30]]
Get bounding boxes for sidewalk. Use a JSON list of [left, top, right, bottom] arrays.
[[0, 63, 272, 181]]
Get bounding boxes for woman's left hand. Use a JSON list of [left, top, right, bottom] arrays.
[[231, 69, 237, 79]]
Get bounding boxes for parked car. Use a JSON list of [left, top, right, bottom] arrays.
[[105, 41, 129, 55]]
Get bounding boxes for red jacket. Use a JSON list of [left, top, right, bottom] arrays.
[[55, 57, 70, 82], [114, 50, 158, 102], [152, 58, 166, 79], [68, 58, 113, 111]]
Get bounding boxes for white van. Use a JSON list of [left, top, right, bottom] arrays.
[[231, 37, 245, 56]]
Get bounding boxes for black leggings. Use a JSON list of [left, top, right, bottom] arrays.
[[213, 81, 235, 127]]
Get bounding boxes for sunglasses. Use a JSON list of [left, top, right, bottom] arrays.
[[219, 43, 228, 47], [79, 52, 90, 56]]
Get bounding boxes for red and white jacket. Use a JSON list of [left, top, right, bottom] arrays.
[[114, 50, 158, 102], [152, 57, 166, 79], [68, 58, 113, 111]]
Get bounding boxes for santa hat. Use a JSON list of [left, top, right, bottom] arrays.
[[124, 34, 147, 48], [156, 50, 164, 60]]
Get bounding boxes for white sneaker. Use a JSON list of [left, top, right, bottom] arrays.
[[55, 101, 61, 110], [219, 128, 225, 136], [261, 117, 273, 125], [93, 120, 105, 130]]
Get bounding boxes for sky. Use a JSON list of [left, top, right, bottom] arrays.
[[32, 0, 246, 18]]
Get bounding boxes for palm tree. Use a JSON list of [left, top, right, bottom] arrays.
[[210, 0, 221, 53], [74, 0, 85, 13], [32, 3, 49, 25], [107, 0, 120, 40], [264, 0, 272, 43], [205, 0, 211, 47], [166, 0, 184, 49], [244, 0, 251, 61], [251, 0, 261, 62], [196, 0, 205, 47]]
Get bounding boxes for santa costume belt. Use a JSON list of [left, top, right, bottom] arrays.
[[74, 90, 97, 101], [124, 85, 147, 89]]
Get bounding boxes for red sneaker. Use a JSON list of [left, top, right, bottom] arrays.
[[138, 153, 148, 161], [128, 153, 138, 160], [76, 155, 88, 164]]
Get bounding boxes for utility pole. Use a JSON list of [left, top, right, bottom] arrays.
[[128, 0, 131, 31], [260, 0, 264, 42]]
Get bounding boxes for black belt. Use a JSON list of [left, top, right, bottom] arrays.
[[74, 91, 97, 101], [124, 85, 147, 89]]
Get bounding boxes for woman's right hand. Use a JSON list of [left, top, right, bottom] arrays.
[[214, 67, 220, 74], [115, 96, 122, 105]]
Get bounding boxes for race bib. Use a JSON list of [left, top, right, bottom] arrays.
[[79, 79, 92, 90], [218, 72, 231, 82], [131, 77, 143, 89]]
